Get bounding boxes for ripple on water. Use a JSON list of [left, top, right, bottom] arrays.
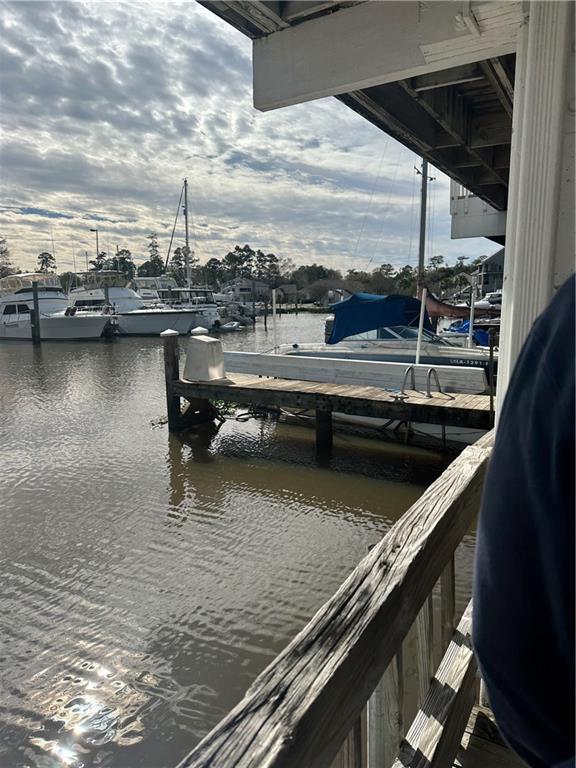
[[0, 326, 458, 768]]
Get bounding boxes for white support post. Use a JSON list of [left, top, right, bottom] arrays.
[[497, 1, 574, 409], [415, 287, 427, 365], [272, 288, 278, 351]]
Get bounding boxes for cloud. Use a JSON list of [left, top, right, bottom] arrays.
[[0, 0, 498, 274]]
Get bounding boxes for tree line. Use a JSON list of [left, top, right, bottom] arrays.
[[0, 232, 482, 300]]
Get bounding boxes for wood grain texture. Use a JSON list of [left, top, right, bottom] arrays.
[[171, 375, 493, 430], [441, 557, 456, 653], [393, 602, 477, 768], [416, 595, 434, 704], [368, 652, 403, 768], [176, 433, 494, 768]]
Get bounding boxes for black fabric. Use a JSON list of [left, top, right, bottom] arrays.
[[473, 274, 575, 768]]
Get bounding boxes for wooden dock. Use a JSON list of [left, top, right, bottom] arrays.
[[162, 331, 493, 448]]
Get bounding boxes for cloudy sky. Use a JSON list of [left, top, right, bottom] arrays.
[[0, 1, 499, 274]]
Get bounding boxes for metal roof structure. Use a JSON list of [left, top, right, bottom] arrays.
[[200, 1, 515, 212]]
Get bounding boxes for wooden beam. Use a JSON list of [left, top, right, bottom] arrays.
[[281, 1, 340, 22], [232, 0, 288, 33], [410, 64, 484, 92], [176, 434, 494, 768], [252, 1, 523, 110], [315, 408, 333, 453], [392, 602, 477, 768], [480, 57, 514, 117], [162, 330, 181, 431], [399, 79, 510, 186]]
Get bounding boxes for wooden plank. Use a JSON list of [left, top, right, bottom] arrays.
[[368, 651, 403, 768], [171, 378, 494, 430], [416, 595, 434, 704], [393, 601, 477, 768], [176, 434, 494, 768], [441, 556, 456, 653], [331, 717, 363, 768]]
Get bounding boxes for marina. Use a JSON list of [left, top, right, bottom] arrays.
[[0, 317, 460, 768], [1, 1, 574, 768]]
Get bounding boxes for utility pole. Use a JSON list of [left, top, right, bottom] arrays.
[[183, 178, 191, 288], [417, 159, 428, 287]]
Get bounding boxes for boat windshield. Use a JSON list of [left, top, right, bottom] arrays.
[[373, 326, 459, 345], [0, 273, 63, 296], [75, 271, 128, 289]]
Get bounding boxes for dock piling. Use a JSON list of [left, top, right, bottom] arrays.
[[162, 329, 181, 431], [315, 408, 333, 454], [30, 281, 41, 345]]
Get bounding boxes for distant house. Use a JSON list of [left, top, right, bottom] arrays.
[[277, 283, 298, 302], [473, 249, 505, 294], [221, 277, 271, 301]]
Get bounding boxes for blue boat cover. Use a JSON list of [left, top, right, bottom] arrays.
[[446, 319, 490, 347], [327, 292, 432, 344]]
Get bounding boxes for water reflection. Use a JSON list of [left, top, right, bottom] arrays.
[[0, 317, 451, 767]]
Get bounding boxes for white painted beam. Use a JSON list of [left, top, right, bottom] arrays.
[[496, 1, 575, 408], [253, 1, 524, 110]]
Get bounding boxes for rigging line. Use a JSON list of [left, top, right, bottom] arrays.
[[165, 182, 185, 270], [366, 147, 403, 269], [352, 136, 391, 262]]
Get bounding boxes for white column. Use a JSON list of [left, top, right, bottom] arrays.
[[497, 1, 574, 409]]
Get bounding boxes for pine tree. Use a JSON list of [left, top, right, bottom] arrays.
[[0, 236, 15, 278], [37, 251, 56, 273]]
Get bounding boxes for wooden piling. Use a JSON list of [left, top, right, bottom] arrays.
[[162, 330, 181, 431], [31, 280, 41, 345], [315, 408, 333, 453]]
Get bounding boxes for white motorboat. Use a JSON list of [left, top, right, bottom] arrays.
[[283, 293, 497, 376], [131, 277, 221, 329], [69, 271, 204, 336], [0, 273, 111, 340]]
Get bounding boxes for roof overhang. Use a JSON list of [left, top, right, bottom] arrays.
[[199, 1, 525, 211]]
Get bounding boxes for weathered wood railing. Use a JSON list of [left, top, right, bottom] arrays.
[[176, 431, 494, 768]]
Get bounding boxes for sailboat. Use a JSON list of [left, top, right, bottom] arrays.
[[158, 178, 222, 328]]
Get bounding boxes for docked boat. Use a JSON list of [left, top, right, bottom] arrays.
[[283, 293, 497, 375], [131, 277, 221, 329], [69, 271, 205, 336], [0, 273, 111, 340]]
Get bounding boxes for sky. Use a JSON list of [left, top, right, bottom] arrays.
[[0, 1, 500, 274]]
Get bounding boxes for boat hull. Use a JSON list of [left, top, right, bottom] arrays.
[[115, 310, 197, 335], [0, 314, 110, 340]]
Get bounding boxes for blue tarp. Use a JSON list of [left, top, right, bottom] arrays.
[[327, 292, 432, 345], [445, 320, 490, 347]]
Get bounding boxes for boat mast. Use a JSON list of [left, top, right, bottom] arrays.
[[183, 177, 191, 288]]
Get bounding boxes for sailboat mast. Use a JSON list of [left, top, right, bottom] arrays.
[[417, 158, 428, 286], [183, 177, 191, 288]]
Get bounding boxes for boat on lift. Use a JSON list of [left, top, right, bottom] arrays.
[[69, 271, 204, 335], [0, 273, 111, 340]]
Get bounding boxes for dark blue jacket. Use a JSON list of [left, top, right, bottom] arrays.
[[473, 274, 575, 768]]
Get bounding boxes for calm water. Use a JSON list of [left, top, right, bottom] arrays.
[[0, 314, 475, 768]]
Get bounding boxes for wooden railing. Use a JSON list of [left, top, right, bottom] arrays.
[[176, 431, 494, 768]]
